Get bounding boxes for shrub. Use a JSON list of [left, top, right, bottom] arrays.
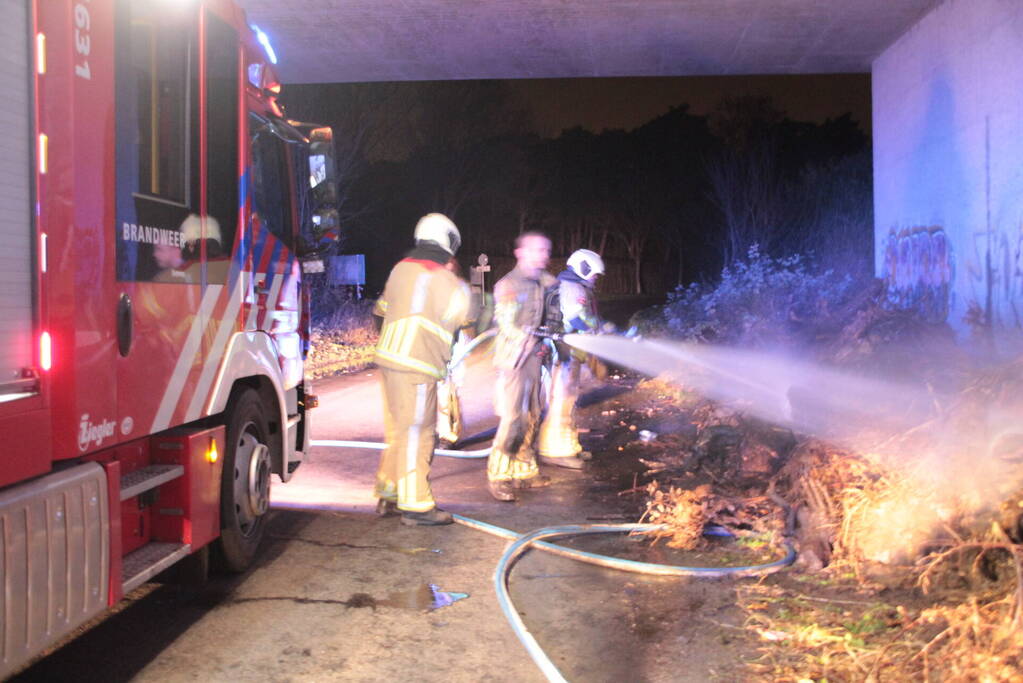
[[639, 245, 857, 347], [312, 295, 377, 335], [306, 277, 379, 377]]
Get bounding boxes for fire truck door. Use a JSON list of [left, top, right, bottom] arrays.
[[112, 4, 239, 435], [186, 11, 242, 423], [246, 114, 303, 387]]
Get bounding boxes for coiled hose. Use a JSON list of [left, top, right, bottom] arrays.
[[453, 515, 796, 683]]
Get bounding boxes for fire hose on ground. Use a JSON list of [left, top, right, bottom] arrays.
[[473, 519, 796, 683], [308, 327, 798, 682], [311, 440, 491, 459], [307, 435, 797, 681]]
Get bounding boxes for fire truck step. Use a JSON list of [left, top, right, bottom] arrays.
[[120, 464, 184, 501], [122, 542, 192, 594]]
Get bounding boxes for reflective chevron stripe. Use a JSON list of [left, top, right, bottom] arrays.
[[414, 315, 453, 345], [374, 348, 444, 378]]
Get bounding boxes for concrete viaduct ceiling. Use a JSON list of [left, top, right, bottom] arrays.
[[236, 0, 941, 84]]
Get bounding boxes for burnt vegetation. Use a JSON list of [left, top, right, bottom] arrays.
[[619, 287, 1023, 679]]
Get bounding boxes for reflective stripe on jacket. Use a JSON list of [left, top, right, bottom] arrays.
[[374, 258, 472, 379], [558, 278, 599, 332]]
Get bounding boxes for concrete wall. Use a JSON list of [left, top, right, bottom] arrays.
[[873, 0, 1023, 338]]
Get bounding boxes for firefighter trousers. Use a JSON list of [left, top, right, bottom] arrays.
[[487, 352, 542, 482], [375, 368, 440, 512], [537, 355, 584, 458]]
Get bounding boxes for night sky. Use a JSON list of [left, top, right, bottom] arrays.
[[286, 73, 873, 163]]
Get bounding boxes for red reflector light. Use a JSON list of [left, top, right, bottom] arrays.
[[40, 332, 52, 371]]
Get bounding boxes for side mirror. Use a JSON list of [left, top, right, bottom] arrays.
[[299, 207, 339, 257], [307, 146, 337, 206], [294, 125, 340, 258]]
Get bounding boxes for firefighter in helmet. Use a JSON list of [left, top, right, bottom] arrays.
[[537, 248, 613, 468], [486, 232, 558, 502], [373, 213, 473, 525]]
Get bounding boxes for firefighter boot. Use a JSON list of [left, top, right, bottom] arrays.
[[400, 507, 454, 526], [513, 474, 552, 489], [539, 455, 587, 470], [376, 499, 400, 517], [488, 479, 518, 502]]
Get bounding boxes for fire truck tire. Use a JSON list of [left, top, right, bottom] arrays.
[[216, 388, 272, 573]]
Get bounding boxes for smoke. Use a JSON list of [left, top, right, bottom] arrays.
[[567, 334, 1023, 559], [566, 334, 935, 440]]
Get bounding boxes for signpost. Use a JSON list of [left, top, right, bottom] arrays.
[[329, 254, 366, 298], [470, 252, 490, 295]]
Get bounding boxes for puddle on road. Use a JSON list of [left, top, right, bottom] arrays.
[[230, 584, 468, 612]]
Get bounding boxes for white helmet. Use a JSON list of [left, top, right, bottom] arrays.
[[567, 249, 605, 281], [414, 213, 461, 255]]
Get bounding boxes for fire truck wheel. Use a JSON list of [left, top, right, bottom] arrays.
[[216, 388, 272, 573]]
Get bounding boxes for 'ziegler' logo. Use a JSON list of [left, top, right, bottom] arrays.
[[79, 414, 116, 452]]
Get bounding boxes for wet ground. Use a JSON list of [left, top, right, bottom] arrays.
[[13, 349, 782, 683]]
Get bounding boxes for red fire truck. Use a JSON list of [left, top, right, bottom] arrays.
[[0, 1, 337, 675]]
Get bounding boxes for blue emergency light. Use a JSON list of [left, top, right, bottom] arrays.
[[250, 24, 277, 64]]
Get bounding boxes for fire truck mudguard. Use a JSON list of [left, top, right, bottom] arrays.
[[206, 330, 302, 483]]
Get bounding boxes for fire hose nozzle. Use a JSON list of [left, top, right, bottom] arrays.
[[532, 327, 563, 342], [624, 325, 643, 342]]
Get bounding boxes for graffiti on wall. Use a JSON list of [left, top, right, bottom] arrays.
[[881, 226, 954, 323], [966, 223, 1023, 330]]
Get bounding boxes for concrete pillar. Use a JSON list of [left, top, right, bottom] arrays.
[[873, 0, 1023, 342]]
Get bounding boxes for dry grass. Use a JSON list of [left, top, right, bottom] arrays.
[[739, 536, 1023, 682], [638, 483, 712, 549], [633, 353, 1023, 681], [307, 327, 377, 379], [755, 434, 1023, 679], [306, 293, 379, 378]]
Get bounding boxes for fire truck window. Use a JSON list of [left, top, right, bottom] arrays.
[[130, 16, 188, 203], [204, 12, 239, 285], [115, 1, 198, 283], [249, 117, 295, 249]]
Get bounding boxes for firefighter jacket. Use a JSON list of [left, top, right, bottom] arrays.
[[493, 266, 558, 371], [373, 247, 472, 380], [555, 269, 600, 332]]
